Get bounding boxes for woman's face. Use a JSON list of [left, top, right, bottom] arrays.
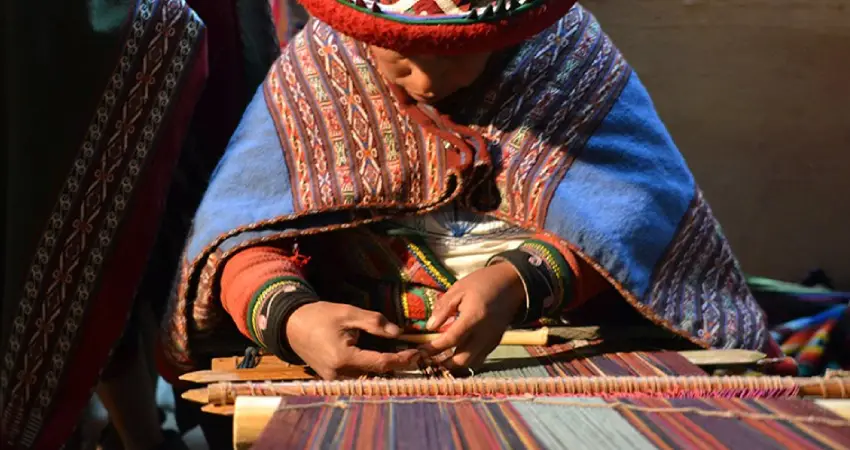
[[370, 46, 491, 104]]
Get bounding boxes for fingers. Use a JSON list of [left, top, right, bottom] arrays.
[[445, 334, 499, 372], [343, 348, 420, 374], [341, 306, 401, 338], [436, 315, 457, 333], [419, 312, 477, 356], [426, 291, 462, 331], [318, 348, 419, 381], [341, 329, 360, 346]]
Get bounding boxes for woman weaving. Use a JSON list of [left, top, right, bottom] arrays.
[[159, 0, 784, 382]]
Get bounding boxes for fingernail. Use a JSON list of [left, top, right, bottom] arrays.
[[384, 323, 400, 335], [426, 317, 436, 330]]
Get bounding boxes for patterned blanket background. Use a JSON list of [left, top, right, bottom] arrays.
[[750, 271, 849, 376]]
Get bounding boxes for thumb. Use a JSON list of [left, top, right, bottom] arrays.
[[342, 306, 401, 338]]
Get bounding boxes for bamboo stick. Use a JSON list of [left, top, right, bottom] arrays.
[[182, 375, 850, 406], [546, 325, 677, 341], [398, 327, 549, 346], [399, 325, 678, 345]]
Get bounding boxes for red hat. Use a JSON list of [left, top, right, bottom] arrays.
[[295, 0, 577, 55]]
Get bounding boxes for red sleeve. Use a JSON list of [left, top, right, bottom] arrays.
[[220, 246, 313, 342], [559, 245, 612, 309]]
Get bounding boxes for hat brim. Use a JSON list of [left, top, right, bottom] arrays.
[[296, 0, 578, 55]]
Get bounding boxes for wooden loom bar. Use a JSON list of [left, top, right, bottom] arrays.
[[816, 400, 850, 420], [233, 397, 281, 450], [184, 376, 850, 405]]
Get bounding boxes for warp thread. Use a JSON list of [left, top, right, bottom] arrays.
[[270, 397, 850, 428]]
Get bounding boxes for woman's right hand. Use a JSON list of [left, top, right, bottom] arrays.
[[285, 301, 420, 380]]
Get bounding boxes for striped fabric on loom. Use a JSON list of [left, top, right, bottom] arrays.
[[253, 396, 850, 449], [480, 346, 706, 379]]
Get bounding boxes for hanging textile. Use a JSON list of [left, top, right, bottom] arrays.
[[2, 0, 208, 448], [135, 0, 282, 442]]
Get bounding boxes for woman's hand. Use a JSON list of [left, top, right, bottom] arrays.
[[420, 262, 526, 370], [286, 302, 420, 380]]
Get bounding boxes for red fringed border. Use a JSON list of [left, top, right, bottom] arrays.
[[296, 0, 578, 55]]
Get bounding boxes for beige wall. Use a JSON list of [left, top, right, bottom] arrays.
[[584, 0, 850, 288]]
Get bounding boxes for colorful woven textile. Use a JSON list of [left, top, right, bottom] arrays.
[[473, 345, 706, 379], [245, 337, 849, 449], [750, 277, 850, 377], [253, 396, 850, 449], [224, 343, 849, 448]]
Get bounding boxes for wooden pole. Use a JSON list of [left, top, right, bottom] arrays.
[[816, 399, 850, 420], [181, 375, 850, 406], [233, 397, 283, 450]]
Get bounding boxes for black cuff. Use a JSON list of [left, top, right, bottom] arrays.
[[488, 250, 550, 325], [261, 291, 319, 364]]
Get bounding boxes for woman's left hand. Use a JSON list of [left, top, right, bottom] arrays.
[[419, 262, 526, 370]]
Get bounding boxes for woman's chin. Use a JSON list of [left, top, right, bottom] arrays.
[[408, 91, 444, 104]]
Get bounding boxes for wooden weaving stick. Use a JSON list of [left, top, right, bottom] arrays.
[[398, 327, 549, 345], [816, 400, 850, 420], [233, 397, 281, 450], [182, 375, 850, 406], [678, 349, 766, 366], [399, 325, 680, 345], [181, 366, 315, 383]]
